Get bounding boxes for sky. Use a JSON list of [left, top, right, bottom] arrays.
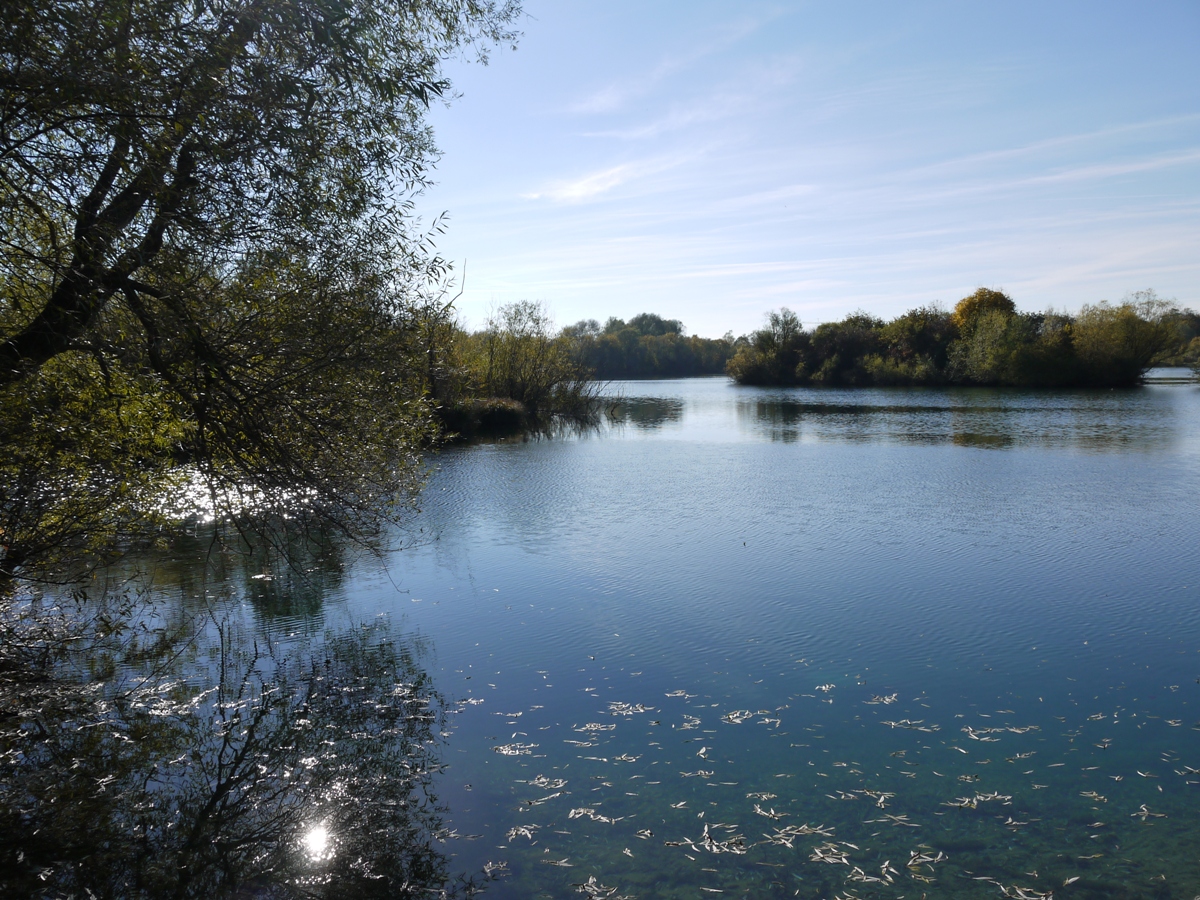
[[418, 0, 1200, 338]]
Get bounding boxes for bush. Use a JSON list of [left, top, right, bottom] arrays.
[[809, 313, 884, 384], [950, 288, 1016, 331], [726, 308, 808, 385], [451, 301, 597, 422], [1073, 294, 1179, 386], [880, 305, 956, 371]]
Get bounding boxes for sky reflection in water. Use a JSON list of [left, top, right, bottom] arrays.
[[87, 376, 1200, 899], [364, 378, 1200, 899]]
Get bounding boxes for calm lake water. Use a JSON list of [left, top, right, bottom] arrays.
[[148, 376, 1200, 899]]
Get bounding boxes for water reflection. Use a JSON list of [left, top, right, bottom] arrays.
[[12, 378, 1198, 899], [302, 823, 333, 862], [166, 526, 352, 624], [0, 590, 475, 899], [738, 390, 1180, 450], [605, 396, 685, 430]]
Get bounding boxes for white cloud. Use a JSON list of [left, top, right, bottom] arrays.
[[526, 164, 638, 202], [523, 153, 697, 203], [1014, 148, 1200, 187], [907, 113, 1200, 179]]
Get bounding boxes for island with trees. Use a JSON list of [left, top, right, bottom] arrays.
[[726, 289, 1198, 389]]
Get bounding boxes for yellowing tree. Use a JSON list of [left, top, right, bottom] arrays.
[[950, 288, 1016, 332]]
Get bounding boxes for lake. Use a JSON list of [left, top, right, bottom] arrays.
[[125, 376, 1200, 898]]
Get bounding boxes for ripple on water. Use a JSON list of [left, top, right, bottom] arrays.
[[110, 378, 1200, 899]]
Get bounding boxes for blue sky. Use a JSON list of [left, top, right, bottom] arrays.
[[420, 1, 1200, 337]]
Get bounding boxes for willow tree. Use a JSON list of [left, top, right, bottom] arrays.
[[0, 0, 520, 584]]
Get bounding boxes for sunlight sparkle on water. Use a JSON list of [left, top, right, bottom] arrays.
[[302, 824, 330, 860]]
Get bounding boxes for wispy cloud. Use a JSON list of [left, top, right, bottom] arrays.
[[718, 183, 818, 210], [523, 154, 695, 203], [900, 114, 1200, 180], [1014, 148, 1200, 187], [563, 14, 774, 117], [582, 97, 740, 140], [525, 164, 638, 202], [568, 85, 627, 115]]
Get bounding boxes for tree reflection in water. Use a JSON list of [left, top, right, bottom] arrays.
[[0, 594, 473, 899]]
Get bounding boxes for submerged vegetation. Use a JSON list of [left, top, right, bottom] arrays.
[[728, 289, 1198, 388]]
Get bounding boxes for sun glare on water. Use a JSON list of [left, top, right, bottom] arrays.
[[302, 824, 331, 860]]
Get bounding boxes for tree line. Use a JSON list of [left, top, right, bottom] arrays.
[[727, 289, 1198, 388], [421, 289, 1197, 443], [562, 313, 734, 380], [408, 306, 734, 439]]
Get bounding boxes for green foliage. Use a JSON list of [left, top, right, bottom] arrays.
[[475, 301, 591, 415], [1073, 293, 1180, 386], [879, 305, 956, 371], [625, 312, 684, 337], [1003, 313, 1080, 387], [427, 307, 731, 436], [0, 0, 520, 382], [948, 309, 1033, 385], [1185, 337, 1200, 373], [439, 301, 595, 423], [2, 233, 441, 585], [571, 313, 733, 379], [728, 290, 1195, 389], [809, 312, 885, 384], [726, 308, 807, 385], [1156, 309, 1200, 365], [858, 352, 944, 385], [0, 350, 190, 582], [1, 0, 521, 585]]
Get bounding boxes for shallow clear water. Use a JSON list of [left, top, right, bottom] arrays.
[[162, 378, 1200, 898]]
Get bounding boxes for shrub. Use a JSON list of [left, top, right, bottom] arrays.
[[1073, 294, 1178, 386], [951, 288, 1016, 331]]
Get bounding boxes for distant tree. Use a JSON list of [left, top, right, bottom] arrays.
[[950, 288, 1016, 332], [947, 309, 1033, 384], [563, 319, 602, 338], [880, 305, 955, 368], [1073, 291, 1180, 386], [726, 308, 807, 384], [809, 312, 884, 384], [472, 301, 592, 416], [568, 314, 731, 379], [1156, 308, 1200, 365], [728, 290, 1192, 388], [627, 312, 684, 336], [603, 317, 627, 334]]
